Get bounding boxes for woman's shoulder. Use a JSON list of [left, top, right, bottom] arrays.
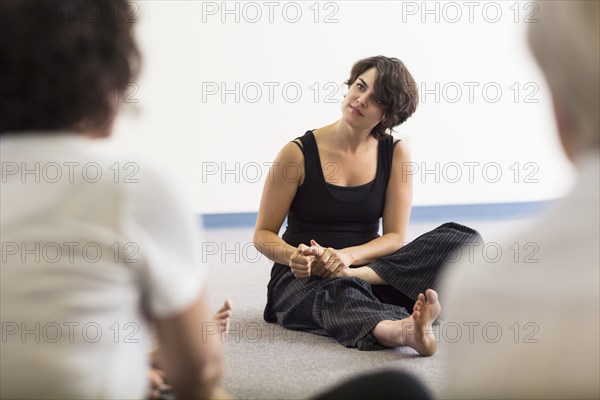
[[293, 130, 315, 145], [275, 133, 309, 165], [392, 138, 410, 160], [387, 139, 411, 176]]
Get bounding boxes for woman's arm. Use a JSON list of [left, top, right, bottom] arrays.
[[253, 141, 305, 266], [343, 141, 413, 265]]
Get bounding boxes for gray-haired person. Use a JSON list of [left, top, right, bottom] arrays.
[[443, 1, 599, 398]]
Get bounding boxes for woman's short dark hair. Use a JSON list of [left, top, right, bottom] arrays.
[[0, 0, 140, 134], [345, 56, 419, 139]]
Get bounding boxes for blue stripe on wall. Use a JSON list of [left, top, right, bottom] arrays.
[[201, 200, 556, 229]]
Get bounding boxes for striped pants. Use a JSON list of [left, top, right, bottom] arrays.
[[267, 222, 481, 350]]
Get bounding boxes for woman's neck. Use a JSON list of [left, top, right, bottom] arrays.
[[317, 120, 374, 152]]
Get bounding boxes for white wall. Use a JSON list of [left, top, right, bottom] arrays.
[[111, 0, 575, 214]]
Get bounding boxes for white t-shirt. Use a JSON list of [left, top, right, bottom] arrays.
[[1, 133, 207, 399], [441, 151, 600, 399]]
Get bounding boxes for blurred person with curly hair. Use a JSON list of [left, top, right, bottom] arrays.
[[0, 1, 229, 398]]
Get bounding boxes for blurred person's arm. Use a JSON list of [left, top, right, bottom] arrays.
[[155, 288, 227, 400], [124, 164, 230, 399], [148, 300, 232, 399]]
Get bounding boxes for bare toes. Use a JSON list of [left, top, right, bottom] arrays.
[[425, 289, 438, 303]]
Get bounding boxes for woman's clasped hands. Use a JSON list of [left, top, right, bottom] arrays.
[[289, 239, 354, 279]]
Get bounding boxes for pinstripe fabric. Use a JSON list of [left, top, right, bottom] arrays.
[[269, 271, 410, 350], [267, 223, 480, 350], [369, 222, 482, 302]]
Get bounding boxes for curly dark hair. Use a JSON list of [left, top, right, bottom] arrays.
[[0, 0, 140, 134], [345, 56, 419, 139]]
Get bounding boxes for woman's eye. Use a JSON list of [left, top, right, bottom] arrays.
[[356, 83, 364, 90]]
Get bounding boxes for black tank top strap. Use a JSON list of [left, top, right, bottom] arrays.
[[391, 138, 402, 181], [391, 138, 402, 173], [379, 135, 398, 184], [290, 138, 304, 153], [292, 130, 320, 183]]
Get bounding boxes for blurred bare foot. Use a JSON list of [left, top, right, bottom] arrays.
[[214, 299, 232, 339]]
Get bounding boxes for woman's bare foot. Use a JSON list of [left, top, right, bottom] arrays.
[[372, 289, 441, 356], [214, 299, 232, 334]]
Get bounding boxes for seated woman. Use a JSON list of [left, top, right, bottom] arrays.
[[253, 56, 479, 355]]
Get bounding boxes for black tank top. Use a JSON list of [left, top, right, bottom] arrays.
[[264, 130, 400, 322], [281, 130, 399, 250]]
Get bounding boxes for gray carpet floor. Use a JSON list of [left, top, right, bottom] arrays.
[[203, 218, 536, 399], [203, 220, 527, 399]]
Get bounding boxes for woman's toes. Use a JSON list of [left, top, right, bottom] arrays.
[[414, 300, 422, 311], [425, 289, 438, 303]]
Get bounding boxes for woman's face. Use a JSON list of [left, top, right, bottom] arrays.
[[341, 67, 386, 132]]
